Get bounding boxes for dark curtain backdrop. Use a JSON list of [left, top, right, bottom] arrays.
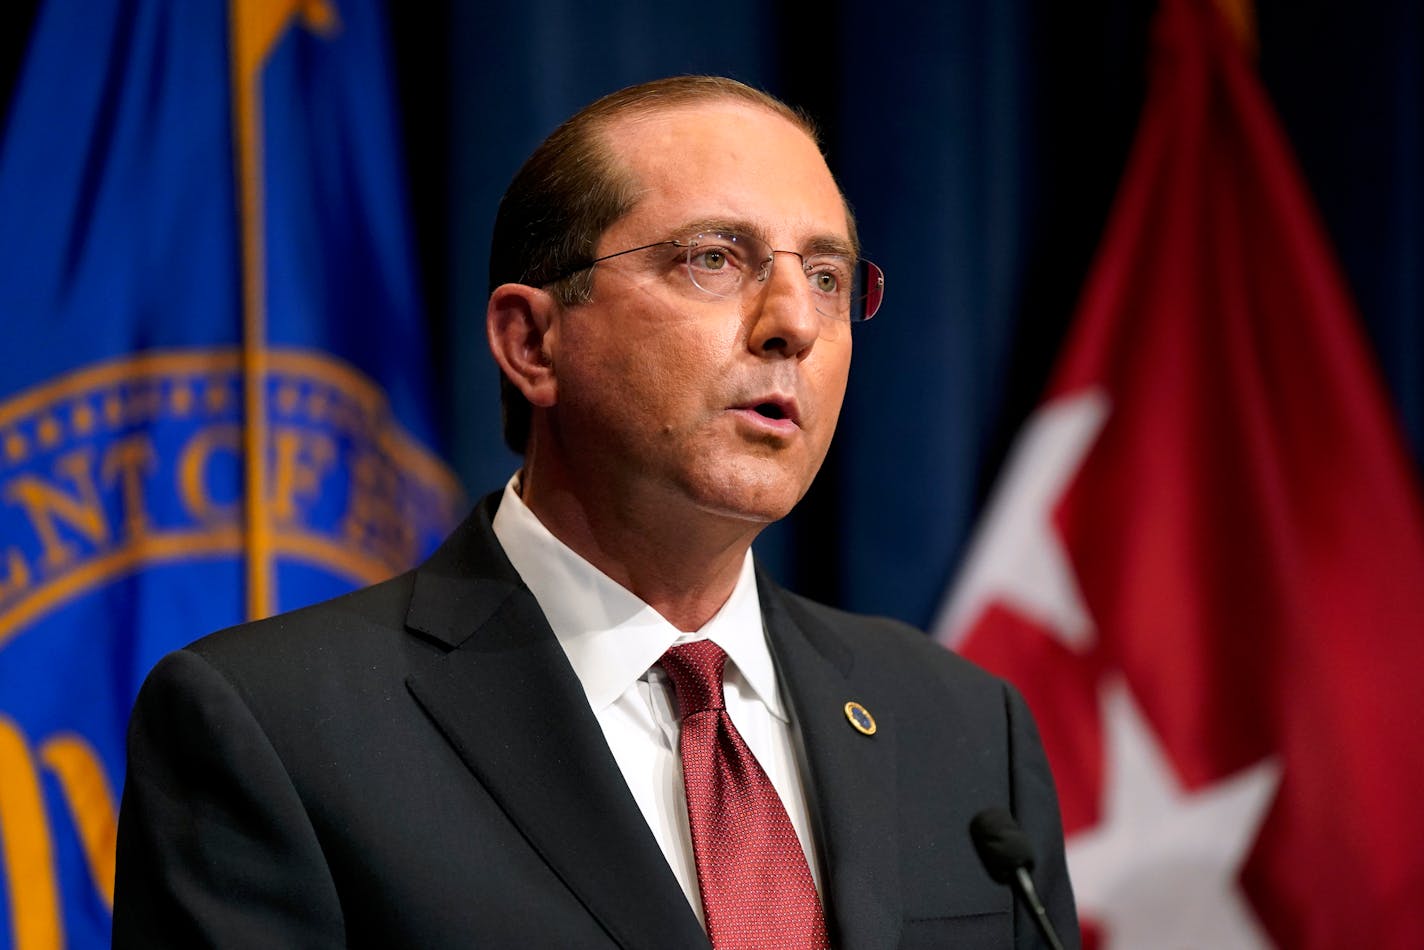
[[393, 1, 1422, 629]]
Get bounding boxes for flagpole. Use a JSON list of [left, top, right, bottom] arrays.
[[231, 0, 275, 621]]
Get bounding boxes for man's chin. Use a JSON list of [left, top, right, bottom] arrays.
[[679, 468, 812, 528]]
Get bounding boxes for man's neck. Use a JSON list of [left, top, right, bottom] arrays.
[[517, 473, 762, 633]]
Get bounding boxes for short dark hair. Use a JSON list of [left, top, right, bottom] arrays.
[[488, 76, 827, 455]]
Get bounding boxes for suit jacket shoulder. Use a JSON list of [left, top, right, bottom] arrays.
[[774, 586, 1009, 696], [115, 499, 707, 949]]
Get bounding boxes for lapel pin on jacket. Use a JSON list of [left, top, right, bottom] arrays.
[[843, 701, 876, 735]]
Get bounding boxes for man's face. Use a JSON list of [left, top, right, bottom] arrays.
[[544, 101, 855, 527]]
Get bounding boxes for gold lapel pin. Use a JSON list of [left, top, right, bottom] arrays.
[[844, 701, 877, 736]]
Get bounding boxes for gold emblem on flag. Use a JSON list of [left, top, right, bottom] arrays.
[[0, 347, 463, 651]]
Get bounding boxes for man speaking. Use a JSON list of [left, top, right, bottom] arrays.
[[113, 76, 1078, 949]]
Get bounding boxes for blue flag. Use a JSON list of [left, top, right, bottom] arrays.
[[0, 2, 462, 945]]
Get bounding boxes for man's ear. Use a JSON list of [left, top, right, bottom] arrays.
[[486, 283, 560, 408]]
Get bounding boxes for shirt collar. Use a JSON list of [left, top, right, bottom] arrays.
[[491, 474, 785, 720]]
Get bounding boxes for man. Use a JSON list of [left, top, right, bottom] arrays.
[[113, 76, 1078, 948]]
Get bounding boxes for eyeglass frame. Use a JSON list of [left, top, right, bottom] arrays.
[[539, 230, 885, 323]]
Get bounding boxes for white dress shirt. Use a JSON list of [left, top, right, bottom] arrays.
[[491, 475, 822, 924]]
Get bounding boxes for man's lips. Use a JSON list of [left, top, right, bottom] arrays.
[[729, 395, 801, 433]]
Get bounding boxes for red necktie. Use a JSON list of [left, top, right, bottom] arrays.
[[659, 640, 830, 949]]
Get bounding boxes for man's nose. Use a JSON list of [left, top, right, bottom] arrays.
[[746, 251, 824, 358]]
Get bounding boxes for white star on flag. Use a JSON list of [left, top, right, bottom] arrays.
[[937, 390, 1109, 651], [1068, 680, 1281, 949]]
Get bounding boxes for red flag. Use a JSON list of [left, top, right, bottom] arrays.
[[936, 0, 1424, 946]]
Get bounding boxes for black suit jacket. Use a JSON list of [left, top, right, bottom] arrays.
[[113, 495, 1077, 948]]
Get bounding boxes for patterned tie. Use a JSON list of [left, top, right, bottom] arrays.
[[659, 640, 830, 950]]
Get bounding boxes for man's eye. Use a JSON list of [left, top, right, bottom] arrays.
[[807, 257, 849, 294], [692, 248, 730, 271]]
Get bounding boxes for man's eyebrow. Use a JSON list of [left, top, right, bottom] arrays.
[[672, 218, 765, 242], [803, 235, 856, 258], [672, 219, 856, 258]]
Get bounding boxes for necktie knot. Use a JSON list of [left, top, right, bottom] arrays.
[[659, 640, 727, 719]]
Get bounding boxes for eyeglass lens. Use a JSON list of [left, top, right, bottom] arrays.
[[681, 232, 883, 322]]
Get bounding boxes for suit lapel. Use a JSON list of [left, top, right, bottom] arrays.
[[761, 574, 903, 950], [403, 499, 707, 950]]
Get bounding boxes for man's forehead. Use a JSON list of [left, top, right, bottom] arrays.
[[598, 102, 853, 246]]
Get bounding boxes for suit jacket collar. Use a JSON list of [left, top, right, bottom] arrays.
[[403, 496, 901, 950]]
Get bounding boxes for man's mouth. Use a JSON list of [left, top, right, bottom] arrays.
[[731, 395, 801, 433]]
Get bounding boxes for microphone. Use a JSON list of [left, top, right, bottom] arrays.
[[970, 807, 1066, 950]]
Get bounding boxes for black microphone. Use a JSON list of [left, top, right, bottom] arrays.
[[970, 807, 1066, 950]]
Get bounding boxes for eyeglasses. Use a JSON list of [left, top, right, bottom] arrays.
[[548, 230, 885, 322]]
